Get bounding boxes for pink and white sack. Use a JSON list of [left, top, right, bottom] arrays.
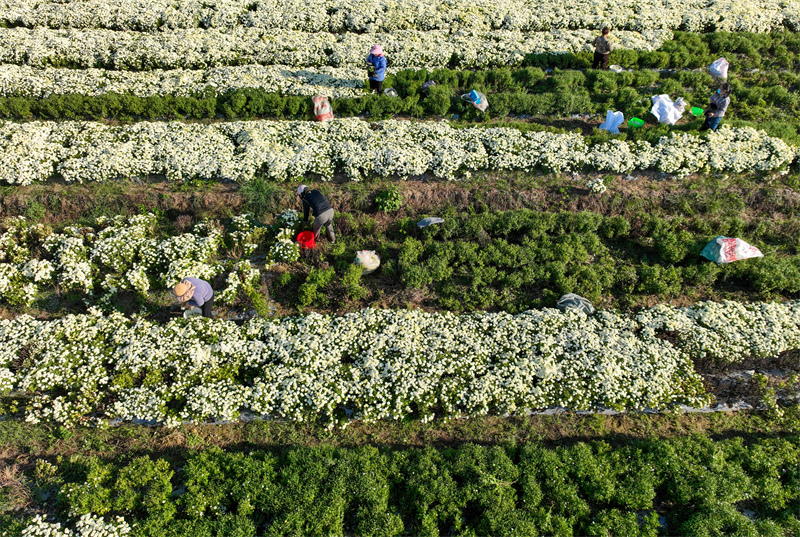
[[313, 95, 333, 121], [701, 236, 763, 264]]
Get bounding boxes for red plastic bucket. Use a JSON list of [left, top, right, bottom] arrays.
[[297, 231, 316, 249]]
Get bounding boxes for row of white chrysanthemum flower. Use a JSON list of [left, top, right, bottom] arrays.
[[0, 64, 370, 99], [1, 119, 796, 186], [16, 514, 130, 537], [0, 212, 300, 307], [0, 27, 670, 71], [1, 0, 797, 33], [1, 300, 799, 427]]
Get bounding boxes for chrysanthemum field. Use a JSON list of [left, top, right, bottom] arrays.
[[0, 0, 799, 534]]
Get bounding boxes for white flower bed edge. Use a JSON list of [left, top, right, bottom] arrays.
[[0, 119, 796, 186], [0, 64, 370, 99], [2, 300, 799, 427], [1, 0, 798, 33], [0, 27, 670, 71]]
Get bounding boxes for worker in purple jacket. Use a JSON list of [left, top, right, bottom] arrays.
[[172, 277, 214, 318]]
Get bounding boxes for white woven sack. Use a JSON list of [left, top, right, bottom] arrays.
[[599, 110, 624, 134], [709, 57, 729, 78]]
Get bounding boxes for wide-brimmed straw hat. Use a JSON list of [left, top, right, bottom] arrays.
[[172, 280, 195, 302]]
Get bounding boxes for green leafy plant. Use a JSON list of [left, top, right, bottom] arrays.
[[375, 186, 402, 212], [27, 437, 798, 537], [243, 284, 270, 316], [297, 267, 335, 309], [241, 176, 281, 218], [341, 264, 368, 301]]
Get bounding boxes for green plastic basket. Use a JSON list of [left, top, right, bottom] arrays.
[[628, 117, 645, 128], [691, 106, 704, 117]]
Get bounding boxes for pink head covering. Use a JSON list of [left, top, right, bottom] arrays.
[[172, 280, 195, 303], [370, 45, 383, 56]]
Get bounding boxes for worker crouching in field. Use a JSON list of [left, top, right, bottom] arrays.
[[298, 184, 336, 243], [173, 277, 214, 318], [700, 82, 731, 132]]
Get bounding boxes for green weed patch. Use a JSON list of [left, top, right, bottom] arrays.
[[2, 436, 798, 536]]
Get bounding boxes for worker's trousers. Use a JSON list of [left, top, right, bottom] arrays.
[[700, 116, 722, 132], [592, 52, 610, 69], [313, 208, 336, 243], [202, 295, 214, 318]]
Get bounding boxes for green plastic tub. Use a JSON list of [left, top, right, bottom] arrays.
[[691, 106, 704, 117], [628, 117, 645, 128]]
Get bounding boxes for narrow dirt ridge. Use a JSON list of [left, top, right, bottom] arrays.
[[3, 172, 800, 225]]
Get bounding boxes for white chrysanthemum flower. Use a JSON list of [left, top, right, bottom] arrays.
[[15, 301, 799, 425], [1, 121, 794, 186], [587, 177, 608, 194], [20, 513, 131, 537]]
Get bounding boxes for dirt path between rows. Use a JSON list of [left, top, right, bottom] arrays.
[[2, 171, 799, 225]]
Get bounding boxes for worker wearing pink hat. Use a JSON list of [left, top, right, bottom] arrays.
[[366, 44, 387, 94]]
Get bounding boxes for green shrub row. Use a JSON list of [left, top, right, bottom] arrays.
[[523, 31, 800, 72], [4, 208, 798, 316], [298, 208, 800, 312], [3, 68, 798, 145], [3, 67, 798, 122], [4, 436, 798, 536], [1, 31, 799, 129]]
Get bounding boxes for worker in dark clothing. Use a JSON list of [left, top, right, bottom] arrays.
[[172, 277, 214, 318], [298, 184, 336, 243], [592, 27, 612, 70]]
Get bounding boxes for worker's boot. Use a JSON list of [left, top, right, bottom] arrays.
[[327, 226, 336, 244]]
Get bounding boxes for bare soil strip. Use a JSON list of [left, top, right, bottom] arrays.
[[3, 171, 800, 225]]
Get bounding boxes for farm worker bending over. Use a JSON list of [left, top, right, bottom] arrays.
[[700, 82, 731, 132], [366, 44, 387, 94], [592, 27, 612, 70], [298, 184, 336, 243], [172, 277, 214, 318]]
